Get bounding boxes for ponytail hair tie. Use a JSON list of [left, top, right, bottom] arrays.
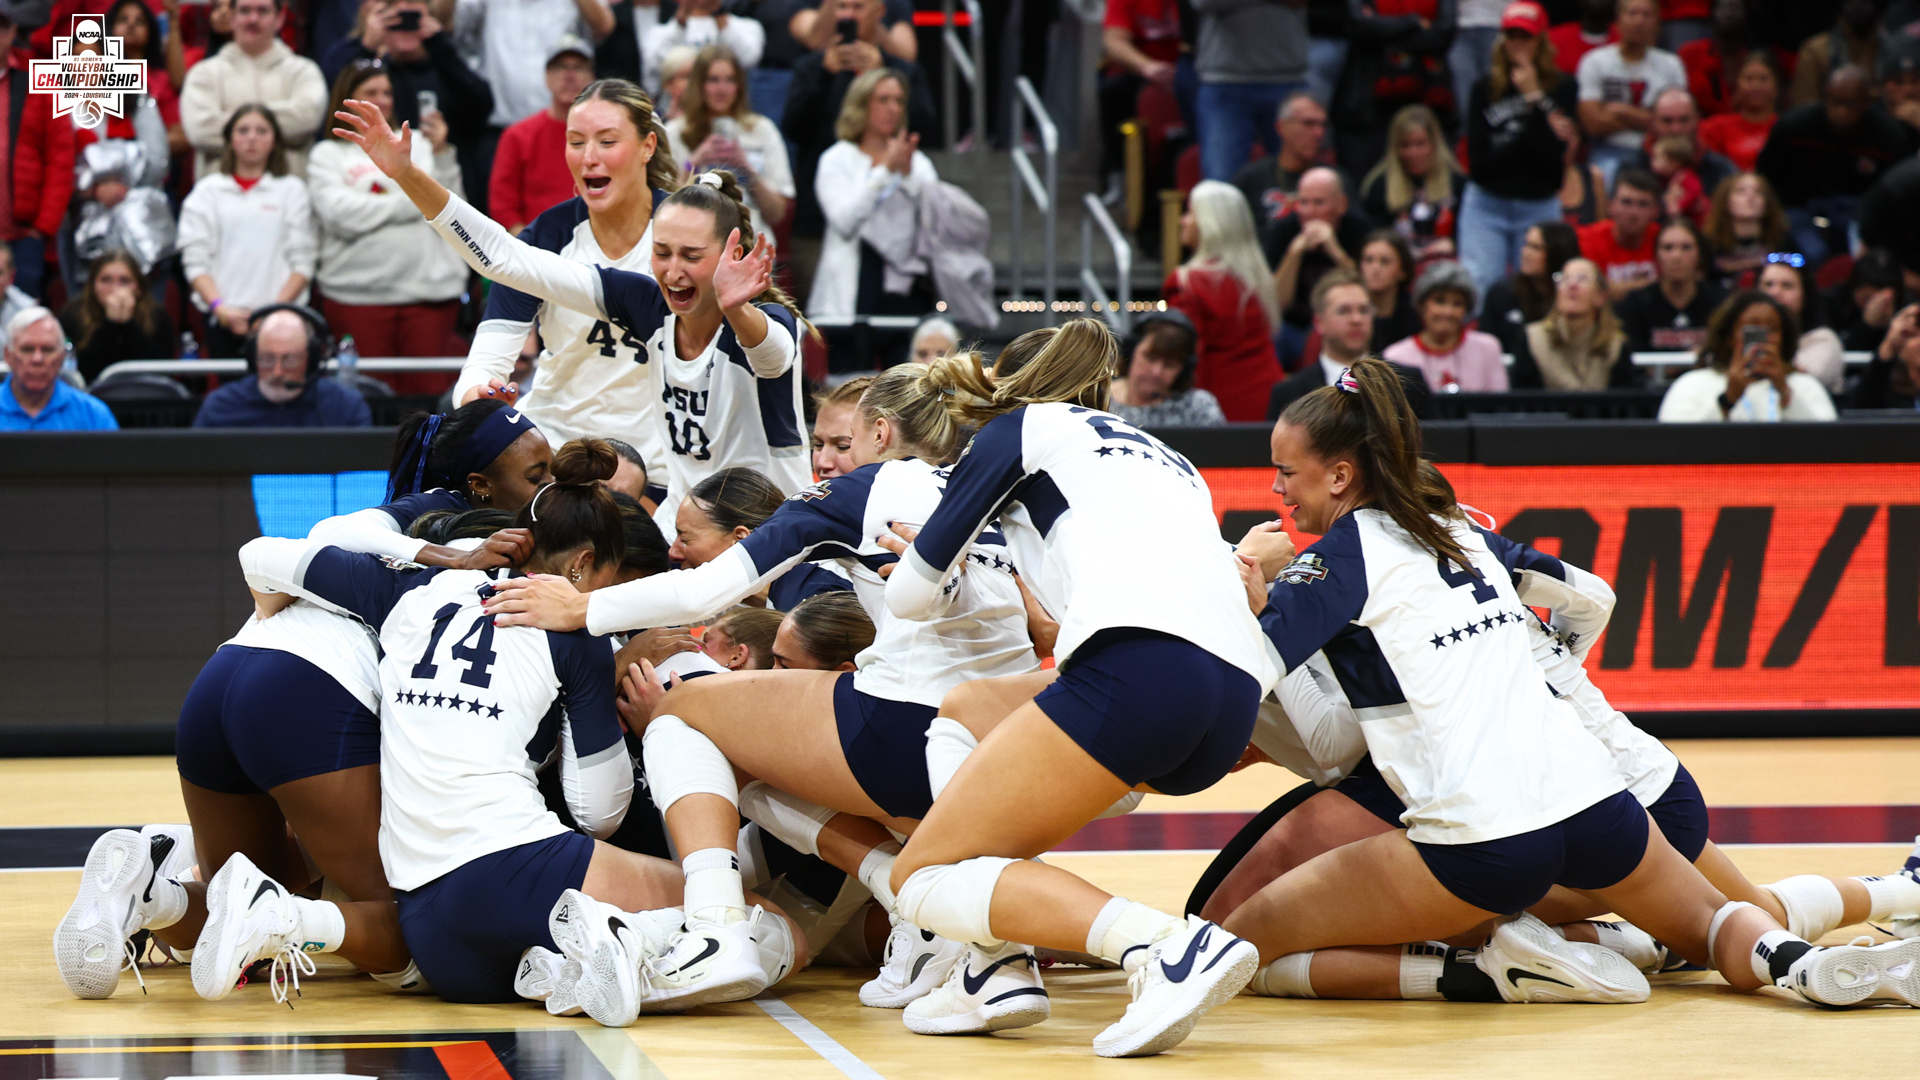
[[696, 171, 725, 189], [1335, 368, 1360, 394]]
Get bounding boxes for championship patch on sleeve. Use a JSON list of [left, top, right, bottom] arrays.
[[790, 480, 831, 502], [1277, 553, 1330, 585]]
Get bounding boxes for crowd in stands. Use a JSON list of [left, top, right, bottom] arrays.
[[6, 0, 1920, 431]]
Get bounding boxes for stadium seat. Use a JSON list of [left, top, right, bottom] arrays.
[[88, 373, 191, 401]]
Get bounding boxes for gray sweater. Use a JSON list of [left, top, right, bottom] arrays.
[[1192, 0, 1309, 84]]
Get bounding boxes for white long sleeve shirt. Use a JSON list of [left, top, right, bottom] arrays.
[[1657, 367, 1838, 422], [177, 172, 316, 309], [808, 140, 936, 320], [308, 137, 469, 306]]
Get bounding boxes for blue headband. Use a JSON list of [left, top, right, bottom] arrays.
[[447, 407, 539, 492], [387, 412, 444, 502]]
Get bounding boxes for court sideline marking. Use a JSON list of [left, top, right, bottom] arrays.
[[756, 997, 887, 1080]]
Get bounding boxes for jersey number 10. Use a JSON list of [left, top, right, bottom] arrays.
[[410, 602, 500, 688]]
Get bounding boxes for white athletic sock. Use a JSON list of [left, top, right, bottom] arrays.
[[924, 717, 977, 802], [369, 960, 432, 993], [1859, 874, 1920, 921], [1398, 943, 1445, 999], [288, 896, 346, 954], [858, 842, 902, 914], [1086, 897, 1184, 973], [1750, 928, 1815, 986], [147, 877, 188, 931], [1250, 951, 1317, 997], [1761, 875, 1847, 939], [682, 847, 747, 924]]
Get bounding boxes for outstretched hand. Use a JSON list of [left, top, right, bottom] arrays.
[[713, 228, 775, 311], [332, 98, 415, 179]]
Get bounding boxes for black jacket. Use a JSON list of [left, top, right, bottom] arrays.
[[783, 53, 938, 238], [1755, 102, 1916, 206], [1464, 74, 1577, 201]]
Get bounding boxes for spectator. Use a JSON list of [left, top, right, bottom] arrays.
[[1656, 288, 1836, 419], [1546, 0, 1616, 76], [1648, 134, 1705, 225], [908, 316, 957, 362], [1451, 0, 1506, 132], [1358, 105, 1464, 267], [808, 67, 936, 324], [1165, 179, 1282, 420], [1264, 167, 1369, 366], [180, 0, 329, 179], [788, 0, 917, 62], [1657, 0, 1711, 52], [195, 306, 373, 426], [1230, 91, 1337, 228], [1855, 301, 1920, 409], [1191, 0, 1309, 182], [1623, 87, 1734, 197], [1576, 0, 1686, 183], [1788, 0, 1879, 110], [1618, 218, 1722, 354], [1575, 166, 1660, 300], [309, 58, 469, 386], [489, 38, 598, 233], [1555, 91, 1609, 225], [1332, 0, 1458, 176], [742, 0, 834, 125], [1512, 256, 1637, 387], [63, 140, 175, 303], [1885, 34, 1920, 136], [1383, 260, 1510, 391], [781, 0, 934, 294], [1107, 310, 1227, 426], [1479, 218, 1581, 355], [1268, 267, 1435, 417], [178, 104, 317, 357], [1305, 0, 1350, 112], [319, 0, 495, 206], [448, 0, 614, 135], [1697, 48, 1780, 170], [1458, 1, 1577, 303], [667, 45, 792, 238], [1757, 255, 1844, 394], [0, 246, 34, 350], [643, 0, 764, 97], [102, 0, 187, 159], [657, 44, 699, 122], [1675, 0, 1760, 116], [1826, 247, 1904, 353], [1358, 229, 1420, 352], [1756, 65, 1914, 268], [1098, 0, 1181, 191], [0, 8, 75, 301], [1702, 170, 1785, 283], [0, 307, 117, 431], [57, 251, 175, 383], [181, 0, 236, 73]]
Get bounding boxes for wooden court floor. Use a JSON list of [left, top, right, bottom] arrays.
[[0, 739, 1916, 1079]]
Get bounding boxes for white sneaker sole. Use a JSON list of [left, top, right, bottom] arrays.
[[1794, 939, 1920, 1008], [861, 948, 961, 1009], [903, 990, 1050, 1034], [644, 960, 767, 1013], [513, 949, 583, 1017], [548, 894, 641, 1027], [191, 855, 259, 1001], [1093, 937, 1259, 1058], [53, 830, 146, 1000], [1488, 917, 1649, 1004]]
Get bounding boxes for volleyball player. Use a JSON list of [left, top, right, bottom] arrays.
[[811, 378, 873, 480], [231, 441, 803, 1025], [668, 467, 851, 611], [335, 100, 810, 534], [1221, 359, 1920, 1010], [454, 80, 682, 510]]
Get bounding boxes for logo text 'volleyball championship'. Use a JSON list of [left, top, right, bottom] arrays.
[[29, 16, 147, 129]]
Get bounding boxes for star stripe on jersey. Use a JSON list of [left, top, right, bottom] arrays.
[[394, 687, 506, 717], [1430, 610, 1531, 650]]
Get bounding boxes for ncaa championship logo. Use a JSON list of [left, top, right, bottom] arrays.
[[29, 16, 148, 129]]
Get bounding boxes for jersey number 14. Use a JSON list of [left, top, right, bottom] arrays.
[[410, 602, 499, 688]]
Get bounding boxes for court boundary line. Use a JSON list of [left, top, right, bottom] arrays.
[[755, 996, 887, 1080]]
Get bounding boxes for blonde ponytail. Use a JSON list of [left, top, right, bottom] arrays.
[[924, 317, 1116, 427]]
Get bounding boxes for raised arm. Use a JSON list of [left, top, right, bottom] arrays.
[[890, 414, 1030, 622]]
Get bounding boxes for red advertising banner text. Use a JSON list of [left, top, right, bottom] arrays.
[[1201, 463, 1920, 713]]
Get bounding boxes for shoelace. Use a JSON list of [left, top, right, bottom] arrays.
[[268, 942, 317, 1008], [119, 937, 149, 995]]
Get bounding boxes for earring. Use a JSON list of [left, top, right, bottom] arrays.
[[476, 491, 490, 504], [568, 568, 582, 583]]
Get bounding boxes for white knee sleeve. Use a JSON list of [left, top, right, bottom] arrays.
[[1760, 876, 1845, 940], [894, 856, 1016, 948], [642, 715, 737, 814], [1095, 791, 1145, 819], [924, 717, 978, 802], [738, 781, 838, 858], [1707, 899, 1757, 959]]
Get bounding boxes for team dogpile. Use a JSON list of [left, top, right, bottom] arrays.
[[48, 92, 1920, 1059]]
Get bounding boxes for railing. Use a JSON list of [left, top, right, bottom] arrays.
[[1079, 193, 1132, 335], [1008, 76, 1058, 325], [939, 0, 986, 153], [91, 356, 467, 384], [1630, 350, 1873, 371]]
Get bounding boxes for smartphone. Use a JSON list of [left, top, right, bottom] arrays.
[[393, 7, 422, 30], [711, 116, 740, 141], [836, 16, 858, 43], [1740, 324, 1767, 354], [416, 89, 439, 117]]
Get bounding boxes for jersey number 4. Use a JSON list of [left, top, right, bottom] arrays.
[[1436, 558, 1498, 604], [409, 602, 500, 688], [588, 320, 646, 361]]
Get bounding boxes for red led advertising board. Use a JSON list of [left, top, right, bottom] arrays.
[[1202, 464, 1920, 713]]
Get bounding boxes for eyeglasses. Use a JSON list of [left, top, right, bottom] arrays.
[[1767, 252, 1806, 268]]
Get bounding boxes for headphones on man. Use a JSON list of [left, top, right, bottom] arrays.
[[242, 302, 336, 379], [1119, 308, 1198, 370]]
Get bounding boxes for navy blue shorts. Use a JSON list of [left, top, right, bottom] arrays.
[[834, 674, 938, 820], [1414, 790, 1651, 916], [1647, 763, 1708, 862], [395, 831, 595, 1003], [1334, 755, 1406, 827], [1034, 629, 1262, 795], [176, 645, 381, 795]]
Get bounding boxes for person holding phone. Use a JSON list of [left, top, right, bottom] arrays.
[[641, 0, 766, 100], [1657, 289, 1837, 421], [667, 45, 793, 238]]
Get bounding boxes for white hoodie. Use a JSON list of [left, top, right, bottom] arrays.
[[308, 136, 469, 306], [177, 171, 316, 309]]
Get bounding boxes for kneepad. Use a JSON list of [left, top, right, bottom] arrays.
[[739, 781, 838, 858], [642, 715, 738, 814], [756, 907, 799, 984], [894, 857, 1016, 948], [1095, 791, 1145, 819], [1760, 876, 1845, 941], [924, 717, 979, 802]]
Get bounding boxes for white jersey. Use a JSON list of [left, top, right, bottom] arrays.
[[1256, 510, 1622, 845], [583, 457, 1039, 707], [223, 601, 383, 713], [452, 196, 672, 505], [428, 193, 810, 534], [890, 402, 1277, 693], [239, 538, 632, 890]]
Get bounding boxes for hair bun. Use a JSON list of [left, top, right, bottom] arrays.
[[552, 437, 620, 486]]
